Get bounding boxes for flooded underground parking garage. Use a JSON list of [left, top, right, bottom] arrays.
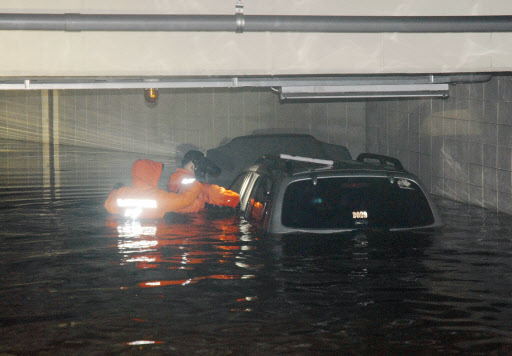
[[2, 2, 512, 354], [2, 82, 512, 354], [1, 151, 512, 354]]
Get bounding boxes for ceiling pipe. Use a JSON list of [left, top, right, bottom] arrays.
[[0, 13, 511, 33]]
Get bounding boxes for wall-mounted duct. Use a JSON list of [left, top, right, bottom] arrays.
[[0, 13, 511, 33]]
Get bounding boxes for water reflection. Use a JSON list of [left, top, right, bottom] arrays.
[[107, 212, 259, 291]]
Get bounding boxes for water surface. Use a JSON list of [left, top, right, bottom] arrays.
[[1, 196, 512, 355]]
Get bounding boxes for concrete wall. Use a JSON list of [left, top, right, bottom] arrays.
[[366, 74, 512, 214]]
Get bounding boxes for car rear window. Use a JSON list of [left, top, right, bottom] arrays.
[[282, 177, 435, 229]]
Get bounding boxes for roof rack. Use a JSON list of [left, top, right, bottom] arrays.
[[356, 153, 405, 171], [279, 154, 333, 167], [254, 154, 334, 175]]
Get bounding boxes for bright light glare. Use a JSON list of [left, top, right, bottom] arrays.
[[127, 340, 161, 345], [181, 178, 196, 185], [236, 262, 250, 269], [117, 199, 157, 219], [117, 222, 157, 238], [145, 282, 161, 286], [118, 239, 158, 251], [125, 256, 156, 263], [125, 207, 142, 219], [117, 199, 157, 208]]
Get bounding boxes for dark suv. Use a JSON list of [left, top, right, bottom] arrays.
[[230, 153, 442, 234]]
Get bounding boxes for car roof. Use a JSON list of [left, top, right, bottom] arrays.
[[249, 153, 408, 180], [206, 134, 352, 187]]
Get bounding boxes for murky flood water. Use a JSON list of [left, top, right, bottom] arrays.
[[1, 196, 512, 355]]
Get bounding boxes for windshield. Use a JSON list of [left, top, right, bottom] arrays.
[[282, 177, 435, 229]]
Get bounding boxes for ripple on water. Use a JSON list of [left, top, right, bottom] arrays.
[[1, 196, 512, 354]]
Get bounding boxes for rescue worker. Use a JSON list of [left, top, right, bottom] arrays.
[[167, 150, 240, 213], [105, 159, 202, 219]]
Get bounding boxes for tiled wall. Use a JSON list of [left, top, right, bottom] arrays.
[[0, 88, 366, 199], [55, 88, 366, 157], [3, 79, 512, 215], [366, 75, 512, 215], [0, 90, 43, 143]]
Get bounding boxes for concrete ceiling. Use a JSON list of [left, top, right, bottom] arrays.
[[1, 0, 511, 89]]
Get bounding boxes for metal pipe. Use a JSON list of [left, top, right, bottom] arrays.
[[246, 15, 512, 33], [0, 14, 237, 32], [0, 13, 511, 33]]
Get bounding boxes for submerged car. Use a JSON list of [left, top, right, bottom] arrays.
[[206, 134, 352, 188], [229, 152, 442, 234]]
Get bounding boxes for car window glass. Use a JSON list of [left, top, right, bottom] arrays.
[[246, 175, 271, 222], [281, 177, 434, 229], [230, 173, 249, 194], [231, 172, 252, 211], [237, 173, 259, 212]]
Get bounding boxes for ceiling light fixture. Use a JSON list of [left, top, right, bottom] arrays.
[[279, 84, 449, 100], [144, 88, 159, 103]]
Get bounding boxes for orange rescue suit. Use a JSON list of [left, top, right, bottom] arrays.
[[105, 159, 202, 219], [167, 168, 240, 213]]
